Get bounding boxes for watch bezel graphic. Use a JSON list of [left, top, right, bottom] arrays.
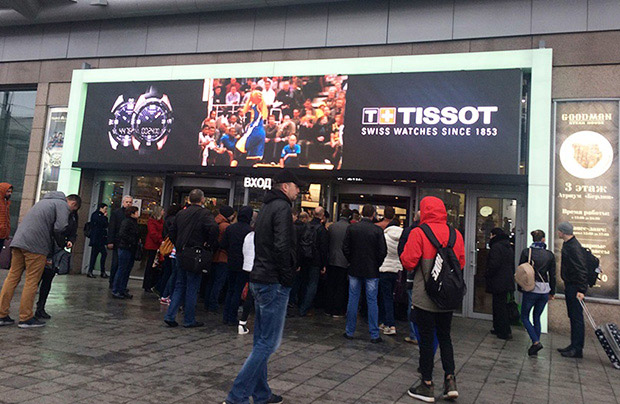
[[131, 87, 174, 151], [108, 95, 135, 150]]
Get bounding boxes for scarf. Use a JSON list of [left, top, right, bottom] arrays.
[[530, 241, 547, 249]]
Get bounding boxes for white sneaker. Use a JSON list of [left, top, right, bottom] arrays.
[[238, 322, 249, 335], [383, 326, 396, 335]]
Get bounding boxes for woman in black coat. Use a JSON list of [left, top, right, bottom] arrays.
[[485, 227, 515, 340], [88, 203, 109, 278]]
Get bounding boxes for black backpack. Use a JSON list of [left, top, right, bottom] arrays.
[[419, 224, 466, 311], [583, 247, 601, 287], [299, 222, 319, 261]]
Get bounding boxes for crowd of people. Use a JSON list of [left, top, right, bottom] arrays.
[[199, 75, 346, 169], [0, 174, 594, 403]]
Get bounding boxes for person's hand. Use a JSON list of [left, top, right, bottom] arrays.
[[317, 136, 325, 142], [66, 241, 73, 249], [296, 267, 301, 272], [107, 243, 114, 250], [549, 294, 555, 301], [320, 267, 326, 275], [577, 292, 585, 301]]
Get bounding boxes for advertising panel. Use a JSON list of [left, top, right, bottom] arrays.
[[37, 108, 68, 201], [554, 100, 619, 300], [78, 70, 522, 175]]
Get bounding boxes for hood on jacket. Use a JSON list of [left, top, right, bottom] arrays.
[[42, 191, 67, 201], [0, 183, 12, 200], [489, 232, 510, 247], [237, 206, 253, 224], [384, 225, 403, 242], [419, 196, 447, 225], [263, 189, 291, 206], [215, 213, 230, 225]]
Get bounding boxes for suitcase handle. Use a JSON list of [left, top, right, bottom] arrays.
[[579, 299, 598, 330]]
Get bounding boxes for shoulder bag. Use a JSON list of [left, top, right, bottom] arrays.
[[177, 209, 213, 275]]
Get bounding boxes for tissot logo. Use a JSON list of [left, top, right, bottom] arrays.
[[362, 106, 499, 125], [363, 107, 397, 125]]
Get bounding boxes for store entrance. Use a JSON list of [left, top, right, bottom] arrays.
[[171, 186, 230, 212], [338, 193, 410, 225]]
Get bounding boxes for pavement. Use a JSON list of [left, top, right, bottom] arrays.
[[0, 272, 618, 404]]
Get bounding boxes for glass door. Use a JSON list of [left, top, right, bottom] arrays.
[[464, 192, 525, 319]]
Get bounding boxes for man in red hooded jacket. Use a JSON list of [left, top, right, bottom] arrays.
[[0, 183, 13, 250], [400, 196, 465, 403]]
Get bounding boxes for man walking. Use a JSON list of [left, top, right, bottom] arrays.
[[107, 195, 133, 289], [556, 221, 588, 358], [342, 204, 387, 343], [400, 196, 465, 402], [298, 206, 328, 317], [0, 192, 80, 328], [88, 203, 109, 278], [0, 183, 12, 250], [224, 170, 303, 404], [164, 189, 218, 328], [325, 207, 351, 318]]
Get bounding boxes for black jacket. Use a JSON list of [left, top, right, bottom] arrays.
[[518, 246, 557, 295], [169, 205, 218, 252], [162, 213, 176, 240], [342, 217, 387, 278], [221, 206, 253, 272], [398, 220, 419, 289], [88, 210, 108, 247], [561, 236, 588, 294], [294, 219, 305, 263], [107, 207, 125, 246], [485, 234, 516, 294], [300, 217, 329, 268], [327, 217, 350, 268], [250, 189, 296, 287], [117, 217, 140, 252]]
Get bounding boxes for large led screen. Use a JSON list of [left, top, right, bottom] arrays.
[[78, 70, 523, 175]]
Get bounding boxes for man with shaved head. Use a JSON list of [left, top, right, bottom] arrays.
[[297, 206, 328, 317]]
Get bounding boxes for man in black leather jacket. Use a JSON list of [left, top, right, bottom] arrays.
[[557, 221, 588, 358], [225, 170, 303, 404]]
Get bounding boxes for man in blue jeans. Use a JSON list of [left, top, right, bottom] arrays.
[[342, 204, 387, 343], [225, 170, 303, 404], [164, 189, 218, 328]]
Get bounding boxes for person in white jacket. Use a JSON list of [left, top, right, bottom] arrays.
[[238, 211, 258, 335], [378, 222, 404, 335]]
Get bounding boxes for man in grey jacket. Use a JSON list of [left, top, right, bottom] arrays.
[[0, 192, 80, 328], [324, 208, 351, 317]]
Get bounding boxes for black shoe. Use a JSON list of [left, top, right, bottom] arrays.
[[18, 317, 46, 328], [0, 315, 15, 326], [112, 293, 125, 299], [557, 345, 573, 353], [561, 349, 583, 358], [87, 272, 96, 278], [122, 292, 133, 299], [35, 309, 51, 320], [184, 322, 205, 328], [490, 329, 497, 335], [164, 320, 178, 327], [408, 380, 435, 403], [528, 343, 543, 356], [101, 272, 109, 279], [267, 394, 283, 404], [442, 375, 458, 401], [343, 332, 354, 340], [370, 337, 383, 343], [497, 334, 513, 340]]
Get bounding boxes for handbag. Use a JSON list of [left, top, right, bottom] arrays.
[[515, 248, 535, 292], [159, 237, 174, 256], [177, 209, 212, 275], [507, 292, 521, 326]]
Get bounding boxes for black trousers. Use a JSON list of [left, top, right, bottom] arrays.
[[565, 284, 585, 351], [240, 287, 254, 322], [492, 292, 512, 337], [89, 244, 107, 274], [414, 307, 455, 382], [324, 265, 349, 316], [142, 250, 159, 291], [109, 248, 119, 288], [37, 267, 56, 311]]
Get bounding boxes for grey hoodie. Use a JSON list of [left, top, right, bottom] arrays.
[[11, 191, 70, 256]]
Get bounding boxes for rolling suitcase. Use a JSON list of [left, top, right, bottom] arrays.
[[581, 300, 620, 370]]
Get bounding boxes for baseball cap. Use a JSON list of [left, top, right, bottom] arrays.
[[273, 170, 306, 188]]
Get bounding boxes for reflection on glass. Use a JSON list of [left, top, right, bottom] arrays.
[[99, 181, 125, 219], [474, 197, 518, 315]]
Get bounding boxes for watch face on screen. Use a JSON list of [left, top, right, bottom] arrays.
[[131, 92, 174, 150], [108, 95, 135, 150]]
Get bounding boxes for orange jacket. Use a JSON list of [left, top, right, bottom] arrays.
[[0, 182, 12, 239], [212, 214, 231, 263]]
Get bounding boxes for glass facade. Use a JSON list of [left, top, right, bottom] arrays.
[[0, 90, 36, 236]]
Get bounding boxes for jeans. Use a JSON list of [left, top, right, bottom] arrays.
[[112, 248, 134, 295], [155, 257, 172, 295], [289, 269, 302, 307], [227, 282, 290, 404], [378, 272, 397, 327], [565, 284, 585, 351], [162, 258, 178, 298], [89, 244, 107, 274], [223, 271, 250, 324], [414, 307, 455, 382], [165, 268, 202, 326], [521, 291, 548, 343], [37, 267, 56, 311], [204, 262, 229, 311], [325, 265, 348, 316], [109, 248, 119, 288], [241, 288, 254, 322], [345, 276, 380, 339], [492, 292, 512, 337], [299, 265, 320, 316]]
